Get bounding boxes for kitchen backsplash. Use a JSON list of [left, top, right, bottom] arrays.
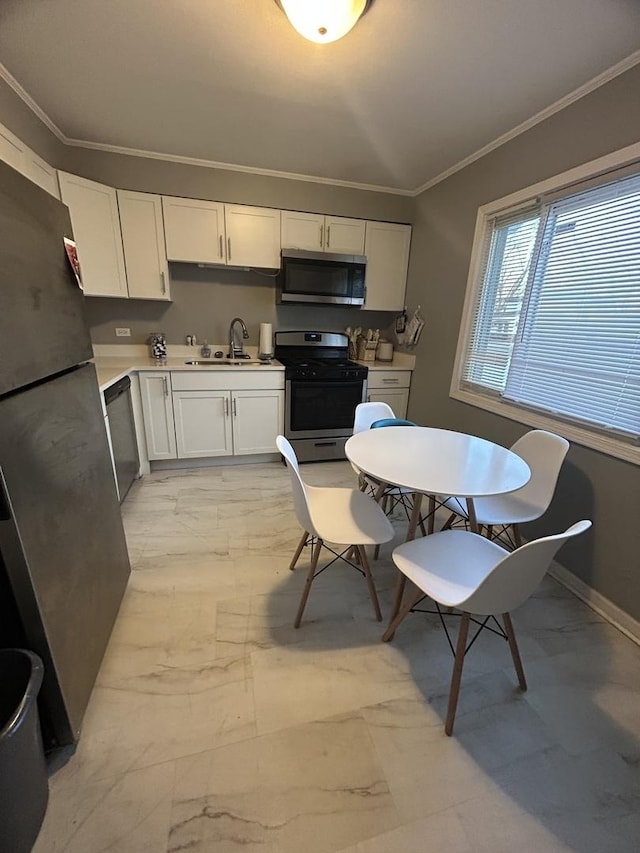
[[84, 263, 397, 346]]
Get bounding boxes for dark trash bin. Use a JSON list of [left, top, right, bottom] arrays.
[[0, 649, 49, 853]]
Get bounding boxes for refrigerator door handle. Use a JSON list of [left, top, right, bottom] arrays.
[[0, 468, 11, 520]]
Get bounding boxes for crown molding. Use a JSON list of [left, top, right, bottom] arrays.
[[0, 61, 67, 142], [410, 49, 640, 197], [2, 49, 639, 198], [62, 136, 414, 196]]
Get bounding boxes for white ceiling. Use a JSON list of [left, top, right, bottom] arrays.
[[1, 0, 639, 193]]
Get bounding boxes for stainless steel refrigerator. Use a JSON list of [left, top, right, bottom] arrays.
[[0, 162, 131, 752]]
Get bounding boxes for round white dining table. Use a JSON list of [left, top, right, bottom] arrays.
[[345, 425, 530, 537]]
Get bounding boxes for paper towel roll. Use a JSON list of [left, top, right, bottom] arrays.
[[259, 322, 273, 357]]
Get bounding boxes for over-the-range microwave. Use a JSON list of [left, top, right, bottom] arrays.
[[277, 249, 366, 306]]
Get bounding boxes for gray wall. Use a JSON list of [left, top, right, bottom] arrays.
[[406, 63, 640, 620]]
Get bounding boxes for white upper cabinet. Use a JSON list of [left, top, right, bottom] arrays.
[[363, 221, 412, 311], [324, 216, 366, 254], [225, 204, 281, 269], [58, 171, 128, 298], [117, 191, 170, 300], [163, 196, 226, 264], [281, 211, 365, 254], [0, 121, 59, 198], [281, 211, 325, 251]]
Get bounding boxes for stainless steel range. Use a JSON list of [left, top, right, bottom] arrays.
[[275, 331, 368, 462]]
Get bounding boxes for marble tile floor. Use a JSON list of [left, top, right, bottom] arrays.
[[34, 461, 640, 852]]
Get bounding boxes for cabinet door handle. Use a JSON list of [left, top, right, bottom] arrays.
[[160, 271, 166, 294], [219, 234, 223, 258], [162, 377, 169, 396], [319, 224, 323, 248], [227, 236, 232, 261], [382, 378, 399, 384], [232, 398, 237, 417], [224, 397, 229, 417], [326, 225, 330, 248]]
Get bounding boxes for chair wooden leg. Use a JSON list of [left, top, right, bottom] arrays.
[[294, 538, 322, 628], [357, 545, 382, 622], [445, 613, 470, 736], [466, 498, 479, 533], [486, 524, 493, 541], [406, 492, 424, 541], [384, 572, 407, 639], [374, 493, 389, 560], [513, 524, 523, 549], [441, 512, 457, 531], [289, 530, 309, 571], [427, 495, 436, 535], [502, 612, 527, 691], [381, 583, 424, 642]]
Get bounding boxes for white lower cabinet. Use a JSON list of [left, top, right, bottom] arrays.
[[154, 370, 285, 460], [139, 372, 177, 460], [231, 389, 283, 455], [173, 391, 232, 458], [366, 370, 412, 419]]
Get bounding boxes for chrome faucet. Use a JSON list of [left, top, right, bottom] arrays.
[[228, 317, 250, 359]]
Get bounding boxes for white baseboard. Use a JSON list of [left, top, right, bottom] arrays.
[[548, 561, 640, 647]]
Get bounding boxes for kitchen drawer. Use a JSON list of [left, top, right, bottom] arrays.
[[367, 370, 411, 390], [170, 370, 284, 392]]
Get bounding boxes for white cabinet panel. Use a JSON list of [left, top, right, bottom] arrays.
[[281, 211, 324, 251], [139, 373, 177, 459], [225, 204, 281, 268], [24, 151, 60, 198], [367, 388, 410, 419], [0, 122, 26, 173], [173, 391, 232, 458], [232, 390, 283, 455], [363, 222, 411, 311], [118, 191, 170, 300], [325, 216, 366, 254], [163, 196, 226, 264], [58, 171, 128, 298], [282, 211, 366, 254]]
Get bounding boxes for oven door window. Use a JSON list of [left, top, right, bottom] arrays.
[[289, 380, 364, 433]]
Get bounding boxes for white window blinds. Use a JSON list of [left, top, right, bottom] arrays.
[[462, 207, 540, 392], [462, 170, 640, 442]]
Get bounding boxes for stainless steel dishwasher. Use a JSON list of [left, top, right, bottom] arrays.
[[103, 376, 139, 503]]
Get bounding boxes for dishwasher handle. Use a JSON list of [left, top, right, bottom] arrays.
[[104, 375, 132, 406]]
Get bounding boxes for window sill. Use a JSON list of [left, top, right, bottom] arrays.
[[451, 387, 639, 466]]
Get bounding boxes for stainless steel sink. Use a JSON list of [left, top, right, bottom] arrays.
[[184, 359, 266, 366]]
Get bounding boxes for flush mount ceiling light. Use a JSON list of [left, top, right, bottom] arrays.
[[275, 0, 371, 44]]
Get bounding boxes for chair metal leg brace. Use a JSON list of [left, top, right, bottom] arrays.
[[293, 537, 382, 628]]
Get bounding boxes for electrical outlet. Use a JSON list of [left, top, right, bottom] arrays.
[[115, 327, 131, 337]]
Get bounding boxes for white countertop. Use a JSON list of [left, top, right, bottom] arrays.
[[91, 345, 415, 392]]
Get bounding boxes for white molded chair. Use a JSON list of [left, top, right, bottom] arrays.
[[384, 520, 591, 735], [277, 436, 394, 628], [352, 402, 428, 545], [440, 430, 570, 548]]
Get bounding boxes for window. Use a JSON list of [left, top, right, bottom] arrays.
[[453, 150, 640, 464]]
